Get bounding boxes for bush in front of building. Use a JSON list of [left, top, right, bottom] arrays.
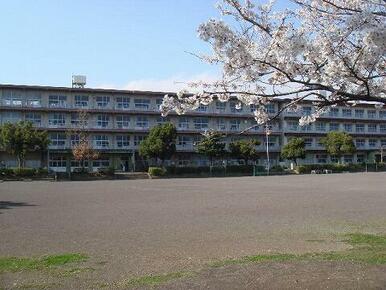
[[0, 167, 50, 178], [165, 165, 265, 176], [148, 167, 166, 176], [295, 163, 364, 174]]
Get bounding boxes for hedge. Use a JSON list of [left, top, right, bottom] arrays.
[[295, 163, 364, 174], [148, 167, 166, 176], [0, 167, 49, 178]]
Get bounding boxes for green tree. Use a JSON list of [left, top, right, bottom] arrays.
[[196, 131, 226, 166], [0, 121, 49, 168], [320, 131, 356, 163], [281, 137, 306, 165], [229, 139, 261, 164], [139, 123, 177, 165]]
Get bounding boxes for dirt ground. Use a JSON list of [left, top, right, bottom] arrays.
[[1, 173, 386, 289]]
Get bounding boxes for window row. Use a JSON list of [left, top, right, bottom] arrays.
[[287, 121, 386, 133]]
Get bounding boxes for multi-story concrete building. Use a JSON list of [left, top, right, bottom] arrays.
[[0, 84, 385, 172]]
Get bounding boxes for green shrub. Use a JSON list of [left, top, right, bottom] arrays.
[[270, 165, 285, 172], [148, 167, 166, 176], [35, 168, 48, 176], [0, 168, 14, 177], [12, 168, 36, 177], [295, 163, 365, 174], [97, 167, 115, 175]]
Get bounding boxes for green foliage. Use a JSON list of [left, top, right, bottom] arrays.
[[139, 123, 177, 163], [320, 131, 356, 159], [165, 165, 264, 176], [295, 163, 363, 174], [0, 167, 49, 178], [270, 165, 285, 172], [229, 139, 260, 163], [0, 121, 49, 168], [196, 131, 226, 163], [148, 167, 166, 176], [281, 137, 306, 165]]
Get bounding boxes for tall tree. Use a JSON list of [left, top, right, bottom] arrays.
[[139, 123, 177, 165], [0, 121, 49, 168], [196, 130, 226, 166], [160, 0, 386, 129], [320, 131, 356, 163], [281, 137, 306, 165], [67, 110, 99, 171], [229, 139, 260, 164]]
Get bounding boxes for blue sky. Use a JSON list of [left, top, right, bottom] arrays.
[[0, 0, 292, 91]]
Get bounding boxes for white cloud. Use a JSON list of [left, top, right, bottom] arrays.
[[96, 72, 220, 93]]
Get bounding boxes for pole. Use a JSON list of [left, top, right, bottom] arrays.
[[265, 123, 271, 175]]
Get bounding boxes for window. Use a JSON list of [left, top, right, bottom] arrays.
[[230, 101, 242, 113], [380, 111, 386, 119], [329, 123, 339, 131], [50, 133, 67, 147], [197, 104, 208, 112], [342, 108, 352, 117], [301, 124, 312, 132], [49, 156, 67, 168], [316, 154, 327, 164], [96, 115, 109, 128], [266, 103, 275, 114], [2, 90, 23, 106], [302, 106, 312, 116], [116, 115, 130, 129], [156, 98, 163, 111], [71, 160, 88, 168], [287, 121, 298, 131], [116, 96, 130, 109], [134, 99, 150, 110], [381, 139, 386, 146], [216, 102, 226, 112], [355, 124, 365, 133], [25, 113, 41, 126], [178, 117, 189, 129], [93, 135, 109, 148], [136, 116, 149, 128], [134, 135, 145, 146], [49, 95, 67, 108], [177, 136, 192, 148], [357, 154, 365, 163], [355, 139, 365, 148], [329, 108, 339, 117], [315, 122, 326, 132], [250, 120, 260, 131], [194, 117, 209, 130], [2, 112, 21, 123], [355, 109, 364, 118], [217, 119, 226, 130], [70, 135, 80, 146], [75, 95, 89, 107], [344, 155, 353, 163], [49, 113, 66, 126], [96, 96, 110, 108], [343, 123, 352, 132], [367, 110, 376, 119], [92, 159, 110, 168], [264, 136, 276, 147], [70, 113, 88, 127], [304, 138, 313, 148], [369, 139, 378, 148], [116, 135, 130, 148], [156, 117, 169, 125], [230, 119, 241, 131], [330, 156, 339, 163], [380, 124, 386, 133], [26, 94, 41, 107], [368, 124, 377, 133]]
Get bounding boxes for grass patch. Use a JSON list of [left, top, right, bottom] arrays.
[[0, 253, 88, 273], [121, 271, 192, 287]]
